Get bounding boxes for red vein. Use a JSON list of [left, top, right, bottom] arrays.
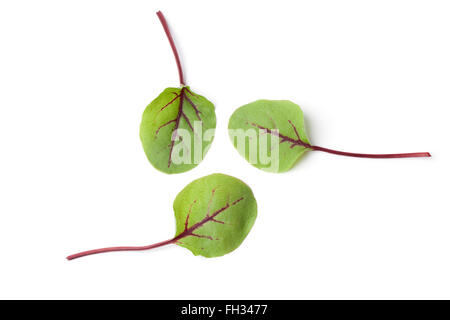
[[159, 93, 180, 112], [156, 11, 185, 86], [211, 218, 225, 224], [184, 95, 202, 120], [155, 119, 176, 136], [185, 87, 197, 96], [206, 189, 216, 217], [66, 195, 244, 260], [185, 200, 196, 230], [154, 11, 206, 167], [160, 89, 203, 168], [250, 122, 310, 148], [288, 120, 301, 141], [249, 122, 431, 159], [231, 197, 244, 206], [181, 111, 194, 131], [177, 196, 244, 242], [167, 88, 185, 167], [191, 233, 214, 240]]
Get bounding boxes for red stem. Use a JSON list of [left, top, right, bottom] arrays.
[[66, 237, 177, 260], [311, 145, 431, 158], [67, 196, 244, 261], [156, 11, 185, 86], [249, 122, 431, 159]]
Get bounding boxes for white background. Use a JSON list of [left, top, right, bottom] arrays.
[[0, 0, 449, 299]]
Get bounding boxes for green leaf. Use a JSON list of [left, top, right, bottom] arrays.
[[173, 173, 257, 257], [67, 173, 257, 260], [228, 99, 430, 173], [140, 86, 216, 174], [228, 99, 311, 173]]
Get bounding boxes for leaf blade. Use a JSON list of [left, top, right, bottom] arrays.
[[228, 99, 310, 172], [140, 86, 216, 174], [173, 173, 257, 257]]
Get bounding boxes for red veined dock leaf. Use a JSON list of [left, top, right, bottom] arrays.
[[67, 174, 257, 260], [140, 11, 216, 174], [228, 99, 430, 173]]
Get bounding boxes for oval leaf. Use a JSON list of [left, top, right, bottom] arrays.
[[173, 173, 257, 257], [140, 86, 216, 174], [67, 173, 257, 260], [228, 99, 310, 173], [228, 99, 430, 173]]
